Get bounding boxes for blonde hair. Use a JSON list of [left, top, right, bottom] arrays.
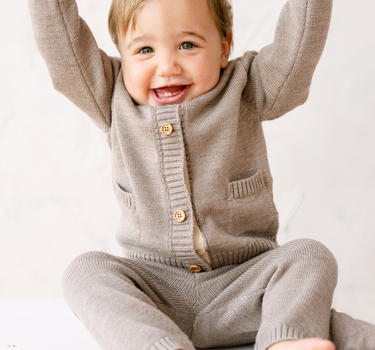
[[108, 0, 233, 47]]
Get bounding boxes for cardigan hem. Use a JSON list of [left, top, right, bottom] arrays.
[[255, 325, 304, 350], [121, 237, 278, 270], [151, 336, 195, 350]]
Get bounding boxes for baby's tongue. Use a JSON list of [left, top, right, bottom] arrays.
[[155, 85, 185, 98]]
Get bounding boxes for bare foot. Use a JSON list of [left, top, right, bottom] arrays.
[[267, 338, 335, 350]]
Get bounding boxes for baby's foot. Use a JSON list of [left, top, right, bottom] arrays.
[[267, 338, 335, 350]]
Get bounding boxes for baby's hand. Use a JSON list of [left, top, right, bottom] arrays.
[[267, 339, 335, 350]]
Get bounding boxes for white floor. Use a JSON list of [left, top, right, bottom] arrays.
[[0, 300, 101, 350], [0, 300, 254, 350]]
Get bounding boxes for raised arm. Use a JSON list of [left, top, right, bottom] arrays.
[[29, 0, 121, 132], [242, 0, 333, 121]]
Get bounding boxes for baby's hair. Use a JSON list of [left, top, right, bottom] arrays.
[[108, 0, 233, 47]]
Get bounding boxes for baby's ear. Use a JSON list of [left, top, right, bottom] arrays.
[[220, 33, 232, 69]]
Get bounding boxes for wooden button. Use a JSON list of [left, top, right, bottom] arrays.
[[160, 123, 173, 136], [174, 210, 186, 222], [190, 265, 202, 273]]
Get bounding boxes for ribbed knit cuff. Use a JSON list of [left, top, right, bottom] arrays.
[[151, 336, 195, 350], [255, 325, 304, 350]]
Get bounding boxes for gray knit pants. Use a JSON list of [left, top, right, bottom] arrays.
[[62, 239, 375, 350]]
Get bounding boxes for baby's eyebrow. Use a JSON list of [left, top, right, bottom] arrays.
[[181, 31, 207, 42], [127, 35, 152, 50]]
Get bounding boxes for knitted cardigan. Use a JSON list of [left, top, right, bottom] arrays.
[[29, 0, 332, 271]]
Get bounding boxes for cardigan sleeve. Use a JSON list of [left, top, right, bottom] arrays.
[[242, 0, 333, 121], [29, 0, 121, 133]]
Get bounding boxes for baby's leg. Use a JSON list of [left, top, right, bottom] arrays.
[[189, 239, 338, 350], [62, 251, 195, 350], [267, 309, 375, 350], [254, 239, 338, 350], [249, 239, 375, 350], [329, 309, 375, 350]]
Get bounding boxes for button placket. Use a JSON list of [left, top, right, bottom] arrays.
[[155, 105, 205, 269]]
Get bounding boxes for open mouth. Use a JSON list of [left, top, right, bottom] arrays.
[[151, 85, 190, 104]]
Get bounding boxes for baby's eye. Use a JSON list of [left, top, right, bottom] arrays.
[[180, 42, 195, 50], [138, 47, 154, 55]]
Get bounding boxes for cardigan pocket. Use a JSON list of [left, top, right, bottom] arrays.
[[114, 183, 141, 246], [227, 171, 277, 236], [114, 183, 136, 212], [115, 183, 141, 242]]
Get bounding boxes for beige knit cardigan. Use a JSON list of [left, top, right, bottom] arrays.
[[29, 0, 332, 272]]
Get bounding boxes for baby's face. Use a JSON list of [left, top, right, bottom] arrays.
[[116, 0, 231, 106]]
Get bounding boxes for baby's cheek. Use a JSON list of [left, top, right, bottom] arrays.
[[127, 67, 145, 87], [197, 62, 220, 89], [124, 64, 152, 104]]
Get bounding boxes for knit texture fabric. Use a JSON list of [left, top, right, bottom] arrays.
[[62, 239, 341, 350], [29, 0, 333, 271]]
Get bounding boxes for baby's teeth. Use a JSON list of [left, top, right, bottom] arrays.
[[165, 93, 172, 97]]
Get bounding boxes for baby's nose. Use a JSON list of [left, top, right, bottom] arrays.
[[156, 57, 182, 77]]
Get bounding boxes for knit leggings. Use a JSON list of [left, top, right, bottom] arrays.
[[62, 239, 375, 350]]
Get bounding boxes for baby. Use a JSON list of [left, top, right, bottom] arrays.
[[29, 0, 375, 349]]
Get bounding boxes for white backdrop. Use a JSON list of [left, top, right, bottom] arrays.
[[1, 0, 375, 324]]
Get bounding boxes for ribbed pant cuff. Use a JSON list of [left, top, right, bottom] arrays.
[[151, 336, 195, 350], [255, 325, 304, 350]]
